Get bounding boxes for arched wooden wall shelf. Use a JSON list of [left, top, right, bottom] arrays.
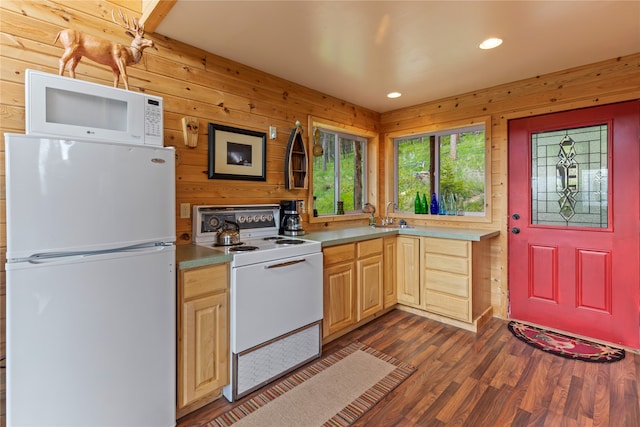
[[284, 126, 308, 189]]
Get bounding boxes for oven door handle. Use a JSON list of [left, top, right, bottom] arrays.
[[264, 258, 306, 269]]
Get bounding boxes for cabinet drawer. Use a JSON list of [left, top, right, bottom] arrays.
[[424, 237, 469, 258], [425, 270, 469, 297], [357, 238, 383, 258], [425, 253, 469, 275], [182, 264, 229, 300], [323, 243, 355, 265], [424, 290, 470, 321]]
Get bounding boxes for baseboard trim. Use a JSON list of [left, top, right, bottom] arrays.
[[396, 305, 493, 333]]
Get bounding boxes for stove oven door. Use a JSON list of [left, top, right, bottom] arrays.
[[231, 252, 323, 353]]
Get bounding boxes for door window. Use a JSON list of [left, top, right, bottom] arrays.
[[531, 124, 609, 228]]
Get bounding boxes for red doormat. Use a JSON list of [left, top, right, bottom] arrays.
[[508, 321, 625, 363]]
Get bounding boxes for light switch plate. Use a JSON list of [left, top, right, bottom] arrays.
[[180, 203, 190, 219], [269, 126, 277, 139]]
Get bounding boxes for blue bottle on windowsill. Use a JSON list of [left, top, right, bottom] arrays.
[[430, 193, 439, 215], [438, 193, 447, 215]]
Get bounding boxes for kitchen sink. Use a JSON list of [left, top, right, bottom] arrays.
[[375, 223, 413, 229]]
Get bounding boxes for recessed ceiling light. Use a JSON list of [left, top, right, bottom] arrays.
[[479, 37, 503, 50], [387, 92, 402, 99]]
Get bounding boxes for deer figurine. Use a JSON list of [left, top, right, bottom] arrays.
[[54, 10, 155, 90]]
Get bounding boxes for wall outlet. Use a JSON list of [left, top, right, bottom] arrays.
[[269, 126, 277, 139], [299, 200, 306, 213], [180, 203, 190, 219]]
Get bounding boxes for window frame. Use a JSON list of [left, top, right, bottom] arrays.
[[307, 116, 379, 224], [384, 116, 492, 223]]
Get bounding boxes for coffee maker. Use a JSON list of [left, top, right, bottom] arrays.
[[279, 200, 305, 236]]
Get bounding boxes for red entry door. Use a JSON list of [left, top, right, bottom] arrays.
[[508, 101, 640, 348]]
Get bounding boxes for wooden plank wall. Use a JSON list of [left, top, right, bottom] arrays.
[[0, 0, 639, 372], [0, 0, 378, 366], [380, 54, 640, 319]]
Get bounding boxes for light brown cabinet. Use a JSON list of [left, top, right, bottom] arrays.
[[322, 239, 384, 339], [396, 236, 421, 306], [422, 237, 492, 324], [383, 236, 397, 308], [323, 243, 357, 337], [177, 263, 230, 417], [319, 232, 495, 343], [356, 238, 384, 320]]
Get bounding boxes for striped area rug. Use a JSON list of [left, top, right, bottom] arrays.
[[209, 341, 415, 427]]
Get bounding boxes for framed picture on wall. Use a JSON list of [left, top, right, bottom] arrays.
[[208, 123, 267, 181]]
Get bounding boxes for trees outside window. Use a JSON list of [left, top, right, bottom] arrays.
[[313, 129, 367, 215], [394, 124, 486, 215]]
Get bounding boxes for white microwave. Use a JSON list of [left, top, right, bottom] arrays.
[[25, 69, 163, 146]]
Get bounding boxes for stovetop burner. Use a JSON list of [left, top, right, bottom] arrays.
[[230, 246, 259, 252], [275, 239, 304, 245], [263, 236, 285, 241], [213, 242, 244, 247]]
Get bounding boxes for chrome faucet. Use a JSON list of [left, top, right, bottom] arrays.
[[383, 201, 396, 225]]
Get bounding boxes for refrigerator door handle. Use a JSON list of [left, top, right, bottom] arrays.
[[24, 243, 172, 264], [27, 254, 87, 264]]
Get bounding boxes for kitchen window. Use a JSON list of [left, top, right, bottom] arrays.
[[308, 117, 378, 221], [388, 118, 491, 222]]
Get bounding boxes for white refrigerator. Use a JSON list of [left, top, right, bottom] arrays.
[[5, 134, 176, 426]]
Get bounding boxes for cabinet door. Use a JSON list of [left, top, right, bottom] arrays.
[[397, 236, 421, 306], [179, 291, 229, 408], [323, 262, 357, 337], [358, 254, 384, 320], [383, 237, 397, 308]]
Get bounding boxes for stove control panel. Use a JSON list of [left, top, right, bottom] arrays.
[[237, 213, 274, 225], [193, 205, 280, 243]]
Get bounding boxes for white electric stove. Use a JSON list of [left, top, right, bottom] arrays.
[[193, 205, 323, 401]]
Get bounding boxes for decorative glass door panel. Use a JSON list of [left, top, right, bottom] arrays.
[[531, 125, 609, 228]]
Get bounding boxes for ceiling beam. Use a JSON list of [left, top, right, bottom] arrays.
[[140, 0, 176, 33]]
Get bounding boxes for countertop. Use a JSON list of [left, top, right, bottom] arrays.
[[304, 225, 500, 247], [176, 225, 499, 269], [176, 244, 232, 270]]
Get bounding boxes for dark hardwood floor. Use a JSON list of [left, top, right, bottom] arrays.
[[178, 309, 640, 427]]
